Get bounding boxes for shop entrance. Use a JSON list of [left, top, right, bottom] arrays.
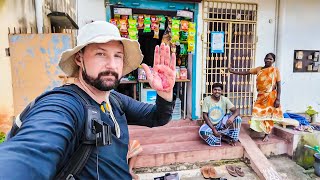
[[201, 1, 257, 116], [108, 1, 197, 119]]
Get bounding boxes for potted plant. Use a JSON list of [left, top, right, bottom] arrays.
[[305, 106, 319, 123], [0, 132, 5, 144]]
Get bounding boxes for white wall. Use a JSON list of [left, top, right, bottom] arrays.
[[277, 0, 320, 114], [77, 0, 106, 28], [195, 0, 277, 119]]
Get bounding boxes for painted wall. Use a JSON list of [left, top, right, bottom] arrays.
[[0, 0, 36, 133], [195, 0, 277, 119], [9, 34, 72, 115], [77, 0, 106, 28], [277, 0, 320, 116]]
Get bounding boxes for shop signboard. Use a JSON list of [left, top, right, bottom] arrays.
[[177, 10, 193, 19], [114, 8, 132, 15]]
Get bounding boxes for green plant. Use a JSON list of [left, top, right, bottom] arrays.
[[305, 106, 319, 117], [0, 132, 5, 144]]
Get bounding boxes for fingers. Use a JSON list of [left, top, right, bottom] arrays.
[[141, 63, 152, 81], [164, 45, 170, 66], [155, 43, 176, 68], [160, 43, 165, 64], [154, 45, 160, 66], [170, 52, 176, 70]]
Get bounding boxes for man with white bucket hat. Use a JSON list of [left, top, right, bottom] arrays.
[[0, 21, 176, 180]]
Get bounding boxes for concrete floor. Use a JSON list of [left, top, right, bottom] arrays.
[[269, 156, 319, 180], [135, 156, 319, 180]]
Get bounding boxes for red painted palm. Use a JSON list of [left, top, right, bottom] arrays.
[[142, 43, 176, 92]]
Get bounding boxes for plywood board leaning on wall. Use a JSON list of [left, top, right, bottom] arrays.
[[9, 33, 72, 115]]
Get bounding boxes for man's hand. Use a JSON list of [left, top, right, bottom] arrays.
[[213, 129, 221, 137], [274, 98, 280, 108], [142, 43, 176, 102], [226, 116, 235, 126]]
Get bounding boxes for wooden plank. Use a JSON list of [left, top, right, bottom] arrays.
[[239, 127, 282, 180]]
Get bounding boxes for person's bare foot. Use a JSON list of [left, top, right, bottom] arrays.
[[262, 134, 269, 142], [130, 171, 139, 180], [221, 135, 236, 146]]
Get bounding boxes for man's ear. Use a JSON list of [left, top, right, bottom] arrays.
[[74, 52, 82, 66]]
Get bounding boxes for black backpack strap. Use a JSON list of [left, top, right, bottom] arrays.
[[54, 144, 94, 180], [54, 85, 98, 180], [55, 85, 112, 180]]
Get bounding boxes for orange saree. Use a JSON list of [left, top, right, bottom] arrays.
[[250, 66, 283, 134]]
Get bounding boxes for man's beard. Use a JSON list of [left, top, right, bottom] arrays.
[[82, 70, 120, 91]]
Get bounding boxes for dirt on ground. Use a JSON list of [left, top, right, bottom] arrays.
[[135, 155, 320, 180]]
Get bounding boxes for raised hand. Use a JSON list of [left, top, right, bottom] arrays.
[[142, 43, 176, 99], [228, 65, 233, 73]]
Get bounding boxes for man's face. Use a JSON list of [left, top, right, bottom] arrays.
[[212, 87, 222, 98], [78, 41, 124, 91]]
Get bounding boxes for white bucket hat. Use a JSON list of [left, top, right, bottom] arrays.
[[59, 21, 144, 77]]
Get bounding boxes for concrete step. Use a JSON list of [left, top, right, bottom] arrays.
[[254, 134, 288, 156], [129, 126, 201, 145], [131, 119, 288, 168], [134, 140, 244, 168], [241, 122, 288, 156], [129, 119, 198, 130]]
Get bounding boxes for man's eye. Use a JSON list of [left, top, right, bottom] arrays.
[[115, 54, 123, 58], [96, 53, 104, 56]]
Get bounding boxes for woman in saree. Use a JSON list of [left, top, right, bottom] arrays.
[[228, 53, 283, 141]]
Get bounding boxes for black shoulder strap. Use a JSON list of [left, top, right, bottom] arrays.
[[54, 85, 96, 180], [56, 89, 124, 180], [54, 145, 94, 180]]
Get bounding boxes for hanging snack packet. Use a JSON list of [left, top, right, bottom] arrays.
[[121, 15, 129, 20], [189, 22, 196, 30], [157, 15, 166, 30], [114, 14, 121, 20], [171, 30, 180, 43], [188, 40, 195, 53], [153, 23, 160, 39], [109, 19, 118, 26], [171, 43, 177, 53], [151, 16, 157, 30], [181, 20, 189, 32], [128, 28, 138, 40], [172, 19, 180, 31], [180, 31, 188, 41], [143, 15, 151, 33], [180, 43, 187, 55], [119, 19, 128, 33], [188, 29, 195, 41], [132, 14, 138, 20], [137, 15, 144, 29], [128, 18, 137, 29]]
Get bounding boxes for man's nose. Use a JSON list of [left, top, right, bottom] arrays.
[[104, 56, 118, 68]]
